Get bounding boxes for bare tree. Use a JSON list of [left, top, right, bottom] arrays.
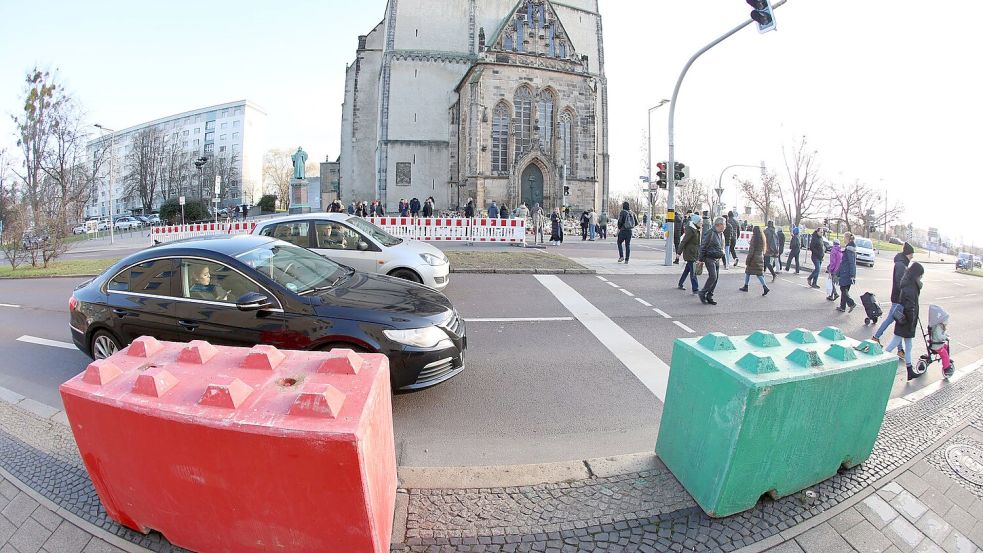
[[0, 149, 15, 232], [263, 149, 294, 210], [161, 141, 192, 202], [0, 204, 28, 270], [674, 178, 714, 215], [42, 99, 101, 224], [11, 68, 66, 223], [780, 136, 823, 226], [122, 126, 168, 213], [738, 172, 780, 223], [204, 152, 242, 207]]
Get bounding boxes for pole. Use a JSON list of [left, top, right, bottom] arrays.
[[646, 101, 669, 240], [717, 164, 760, 217], [664, 0, 788, 265]]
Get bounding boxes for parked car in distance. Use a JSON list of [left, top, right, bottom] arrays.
[[252, 213, 451, 290], [854, 237, 876, 267], [68, 235, 466, 390], [22, 232, 49, 250], [72, 223, 88, 235], [148, 214, 162, 226], [114, 216, 143, 230], [888, 237, 904, 245]]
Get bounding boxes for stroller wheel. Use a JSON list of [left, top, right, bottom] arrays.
[[914, 359, 928, 377], [864, 318, 871, 326]]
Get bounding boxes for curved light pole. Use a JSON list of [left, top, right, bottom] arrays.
[[717, 164, 761, 217], [93, 124, 115, 245], [664, 0, 789, 265]]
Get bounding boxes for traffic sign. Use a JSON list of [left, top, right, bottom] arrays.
[[179, 196, 186, 206]]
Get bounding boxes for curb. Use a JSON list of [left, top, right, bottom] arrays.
[[451, 268, 595, 275]]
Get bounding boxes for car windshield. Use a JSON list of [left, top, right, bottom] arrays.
[[346, 217, 402, 247], [856, 239, 873, 249], [235, 242, 348, 295]]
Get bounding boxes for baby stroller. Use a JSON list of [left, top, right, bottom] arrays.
[[860, 292, 882, 326], [917, 304, 955, 378]]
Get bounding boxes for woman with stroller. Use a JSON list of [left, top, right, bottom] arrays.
[[884, 262, 925, 380], [739, 225, 770, 296], [826, 239, 842, 302]]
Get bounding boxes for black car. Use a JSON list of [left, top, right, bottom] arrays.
[[68, 235, 466, 390]]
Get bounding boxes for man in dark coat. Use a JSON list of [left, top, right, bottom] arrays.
[[677, 214, 702, 293], [464, 199, 475, 218], [763, 221, 779, 281], [785, 227, 802, 273], [673, 210, 691, 264], [580, 210, 590, 240], [807, 228, 826, 288], [885, 262, 924, 379], [836, 232, 858, 312], [410, 197, 421, 218], [873, 242, 915, 348], [617, 202, 637, 263], [699, 217, 727, 305], [776, 227, 786, 269], [726, 212, 740, 267]]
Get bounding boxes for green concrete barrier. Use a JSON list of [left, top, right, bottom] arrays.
[[655, 327, 896, 518]]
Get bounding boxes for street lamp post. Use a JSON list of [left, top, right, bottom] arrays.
[[646, 99, 670, 238], [716, 164, 760, 218], [194, 157, 209, 213], [94, 124, 116, 245], [664, 0, 789, 266]]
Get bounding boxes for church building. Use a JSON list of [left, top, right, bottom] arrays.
[[339, 0, 608, 214]]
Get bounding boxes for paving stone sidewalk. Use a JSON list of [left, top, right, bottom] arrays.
[[0, 367, 981, 552]]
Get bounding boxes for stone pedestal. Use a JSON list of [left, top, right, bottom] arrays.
[[289, 178, 311, 214]]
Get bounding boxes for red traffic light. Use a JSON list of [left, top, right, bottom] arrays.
[[657, 162, 668, 172]]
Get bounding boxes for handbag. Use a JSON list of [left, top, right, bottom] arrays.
[[893, 306, 906, 324], [825, 275, 834, 296], [695, 261, 705, 276]]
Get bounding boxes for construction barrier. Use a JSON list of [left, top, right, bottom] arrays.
[[471, 218, 527, 243], [418, 217, 471, 242], [150, 221, 257, 244], [655, 328, 895, 517], [735, 231, 752, 252], [61, 337, 396, 553], [367, 217, 417, 240]]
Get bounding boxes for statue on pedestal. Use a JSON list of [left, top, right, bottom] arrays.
[[291, 147, 308, 180]]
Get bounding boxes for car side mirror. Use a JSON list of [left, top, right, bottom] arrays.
[[236, 292, 273, 312], [357, 241, 370, 251]]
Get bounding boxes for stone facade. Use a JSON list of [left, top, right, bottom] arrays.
[[339, 0, 608, 214]]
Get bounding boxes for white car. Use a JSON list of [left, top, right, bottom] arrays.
[[72, 223, 87, 235], [252, 213, 451, 290], [854, 237, 876, 267], [114, 217, 142, 230]]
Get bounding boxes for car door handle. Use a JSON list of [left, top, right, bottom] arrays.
[[178, 320, 199, 331], [112, 308, 128, 318]]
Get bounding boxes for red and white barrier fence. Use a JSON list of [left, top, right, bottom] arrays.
[[735, 231, 753, 252], [151, 221, 257, 244]]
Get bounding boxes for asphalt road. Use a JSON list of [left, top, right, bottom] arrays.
[[1, 245, 982, 468]]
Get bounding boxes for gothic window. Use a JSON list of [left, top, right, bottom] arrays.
[[491, 103, 510, 173], [558, 111, 574, 171], [515, 18, 525, 52], [538, 4, 546, 29], [514, 87, 533, 158], [538, 90, 555, 154], [559, 41, 567, 58], [504, 33, 514, 51]]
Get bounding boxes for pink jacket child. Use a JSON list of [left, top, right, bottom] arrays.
[[828, 241, 843, 275]]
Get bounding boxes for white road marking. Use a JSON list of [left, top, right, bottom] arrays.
[[0, 303, 22, 308], [886, 359, 982, 412], [937, 296, 957, 301], [653, 309, 672, 319], [781, 278, 810, 289], [620, 289, 635, 297], [16, 335, 76, 350], [536, 275, 670, 401], [635, 298, 653, 307], [596, 276, 609, 282], [465, 317, 575, 323], [606, 281, 620, 288], [673, 321, 695, 334], [952, 282, 966, 288]]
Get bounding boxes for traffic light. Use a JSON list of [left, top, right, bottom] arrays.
[[656, 162, 668, 189], [746, 0, 777, 33], [673, 162, 688, 181], [563, 185, 571, 196]]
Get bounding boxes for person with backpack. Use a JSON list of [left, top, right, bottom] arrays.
[[617, 202, 636, 264], [677, 213, 702, 294]]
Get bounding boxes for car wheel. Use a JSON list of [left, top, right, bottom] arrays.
[[389, 268, 423, 284], [90, 330, 122, 360]]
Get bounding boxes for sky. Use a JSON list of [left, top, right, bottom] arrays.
[[2, 1, 982, 244]]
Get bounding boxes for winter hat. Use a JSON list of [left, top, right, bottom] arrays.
[[792, 226, 800, 235], [833, 239, 841, 246], [690, 214, 702, 225], [903, 242, 915, 256]]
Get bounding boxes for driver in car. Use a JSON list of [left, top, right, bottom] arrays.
[[189, 265, 231, 302]]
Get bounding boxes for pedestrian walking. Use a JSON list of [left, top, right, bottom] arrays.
[[807, 227, 826, 288], [617, 201, 637, 263], [500, 204, 510, 219], [699, 217, 727, 305], [532, 203, 547, 245], [375, 201, 385, 217], [764, 221, 779, 281], [836, 232, 858, 313], [727, 211, 740, 267], [597, 211, 609, 240], [776, 227, 786, 272], [514, 202, 529, 219], [410, 197, 421, 218], [348, 201, 357, 215], [588, 209, 598, 241], [549, 207, 564, 245], [785, 226, 802, 273], [399, 199, 409, 217], [677, 213, 702, 294], [464, 199, 475, 218], [827, 239, 843, 301], [580, 210, 590, 241], [488, 201, 499, 219], [884, 262, 925, 380], [873, 243, 915, 355], [739, 225, 771, 296], [422, 198, 434, 218], [673, 210, 691, 264]]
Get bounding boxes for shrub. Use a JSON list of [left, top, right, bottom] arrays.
[[258, 195, 277, 213], [159, 198, 210, 225]]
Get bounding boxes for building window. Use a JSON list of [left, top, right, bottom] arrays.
[[220, 134, 226, 141], [395, 162, 412, 186], [195, 128, 200, 134], [234, 120, 240, 127], [219, 146, 226, 153], [221, 122, 228, 129], [204, 143, 214, 154], [193, 139, 200, 147], [222, 109, 229, 117], [194, 115, 201, 123], [232, 144, 240, 153], [514, 87, 533, 159], [205, 121, 215, 131], [558, 110, 574, 171], [504, 34, 514, 51], [182, 141, 189, 148], [205, 132, 214, 142], [171, 133, 178, 140], [182, 130, 189, 137], [491, 103, 510, 173], [538, 90, 555, 153], [232, 132, 240, 140]]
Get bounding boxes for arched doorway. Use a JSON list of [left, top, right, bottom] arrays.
[[521, 164, 544, 208]]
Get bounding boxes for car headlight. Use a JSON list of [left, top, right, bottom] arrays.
[[420, 253, 447, 266], [384, 326, 451, 348]]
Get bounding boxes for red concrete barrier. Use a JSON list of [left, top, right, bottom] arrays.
[[60, 336, 396, 553]]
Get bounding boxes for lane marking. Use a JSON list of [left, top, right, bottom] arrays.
[[0, 303, 22, 308], [16, 335, 76, 350], [781, 278, 810, 289], [673, 321, 695, 334], [606, 281, 620, 288], [635, 298, 653, 307], [620, 289, 635, 297], [952, 282, 966, 288], [596, 276, 609, 282], [653, 309, 672, 319], [535, 275, 670, 402], [465, 317, 574, 323], [937, 296, 957, 301]]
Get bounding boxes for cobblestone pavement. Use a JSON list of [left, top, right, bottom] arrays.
[[0, 368, 980, 553]]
